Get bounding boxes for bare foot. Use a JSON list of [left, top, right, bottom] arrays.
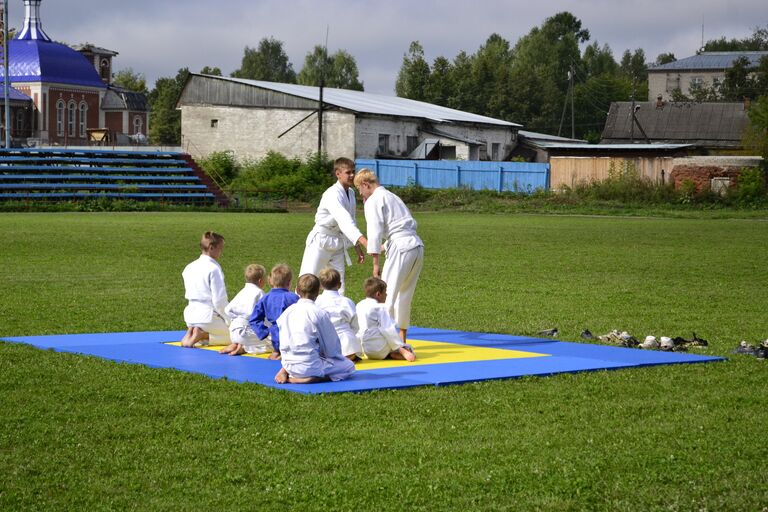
[[288, 375, 328, 384], [274, 367, 289, 384], [346, 354, 361, 362], [399, 345, 416, 362], [219, 343, 239, 354], [182, 327, 207, 348], [268, 351, 282, 360], [228, 345, 246, 356]]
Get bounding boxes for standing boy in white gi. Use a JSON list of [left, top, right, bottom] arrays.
[[180, 231, 230, 348], [356, 277, 416, 361], [274, 274, 356, 384], [315, 267, 362, 361], [299, 157, 368, 295], [353, 168, 424, 344], [219, 264, 269, 356]]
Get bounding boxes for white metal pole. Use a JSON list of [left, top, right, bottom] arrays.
[[3, 0, 10, 149]]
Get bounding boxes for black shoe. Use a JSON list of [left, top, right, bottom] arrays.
[[538, 328, 558, 337], [580, 329, 595, 339]]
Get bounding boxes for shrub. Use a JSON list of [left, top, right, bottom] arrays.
[[228, 151, 334, 202], [199, 151, 240, 185], [733, 166, 766, 204]]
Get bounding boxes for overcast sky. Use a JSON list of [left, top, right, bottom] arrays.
[[15, 0, 767, 94]]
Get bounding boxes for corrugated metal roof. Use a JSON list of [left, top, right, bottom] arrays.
[[0, 39, 105, 88], [650, 51, 768, 71], [601, 101, 749, 146], [518, 130, 585, 142], [534, 142, 691, 150], [215, 75, 519, 127]]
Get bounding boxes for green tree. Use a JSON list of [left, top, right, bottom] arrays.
[[655, 52, 676, 66], [424, 56, 453, 106], [112, 68, 148, 94], [231, 37, 296, 83], [745, 95, 768, 161], [702, 24, 768, 51], [583, 42, 619, 77], [297, 46, 364, 90], [446, 51, 476, 112], [148, 67, 190, 145], [199, 66, 222, 76], [395, 41, 431, 100], [471, 34, 514, 119]]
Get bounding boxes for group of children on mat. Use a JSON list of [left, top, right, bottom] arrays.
[[180, 231, 416, 385]]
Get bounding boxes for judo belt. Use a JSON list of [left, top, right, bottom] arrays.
[[314, 225, 353, 266]]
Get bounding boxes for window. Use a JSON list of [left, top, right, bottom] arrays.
[[690, 76, 704, 88], [16, 109, 24, 133], [665, 74, 680, 93], [378, 134, 390, 154], [406, 136, 418, 154], [133, 116, 143, 135], [42, 93, 47, 131], [100, 59, 110, 82], [56, 100, 65, 136], [67, 101, 76, 137], [491, 143, 500, 161], [79, 102, 87, 137], [210, 119, 218, 128]]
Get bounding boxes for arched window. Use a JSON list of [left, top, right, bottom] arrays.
[[56, 100, 65, 136], [100, 59, 110, 82], [133, 116, 143, 135], [79, 102, 87, 137], [67, 101, 76, 137]]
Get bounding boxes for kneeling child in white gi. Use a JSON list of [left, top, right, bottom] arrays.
[[315, 267, 363, 362], [220, 264, 269, 356], [356, 277, 416, 361], [274, 274, 356, 384]]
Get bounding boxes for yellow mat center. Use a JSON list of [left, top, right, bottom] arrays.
[[165, 339, 548, 371]]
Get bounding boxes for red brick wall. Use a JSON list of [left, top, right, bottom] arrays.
[[47, 88, 101, 144], [105, 111, 123, 133], [670, 165, 746, 191]]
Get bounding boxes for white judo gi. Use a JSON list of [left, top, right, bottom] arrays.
[[224, 282, 270, 354], [356, 297, 404, 360], [363, 186, 424, 329], [315, 289, 362, 358], [299, 182, 363, 295], [182, 254, 231, 345], [277, 298, 356, 382]]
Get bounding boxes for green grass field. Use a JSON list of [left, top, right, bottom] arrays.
[[1, 212, 767, 510]]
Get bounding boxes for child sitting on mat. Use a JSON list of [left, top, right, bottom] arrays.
[[356, 277, 416, 361], [180, 231, 231, 348], [219, 264, 269, 356], [274, 274, 356, 384], [315, 267, 363, 362], [249, 263, 299, 360]]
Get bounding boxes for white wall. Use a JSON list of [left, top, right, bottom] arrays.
[[180, 105, 356, 160], [649, 70, 726, 101]]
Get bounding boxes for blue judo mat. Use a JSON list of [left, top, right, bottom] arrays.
[[1, 327, 724, 395]]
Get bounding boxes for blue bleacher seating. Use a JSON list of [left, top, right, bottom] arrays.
[[0, 148, 220, 204]]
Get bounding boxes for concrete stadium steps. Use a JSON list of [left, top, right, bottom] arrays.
[[0, 148, 228, 205]]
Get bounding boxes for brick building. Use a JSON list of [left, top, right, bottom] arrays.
[[0, 0, 148, 146]]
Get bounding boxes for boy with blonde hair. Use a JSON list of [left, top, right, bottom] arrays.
[[299, 157, 368, 295], [356, 277, 416, 361], [248, 263, 299, 360], [315, 267, 362, 361], [220, 264, 269, 356], [180, 231, 230, 347], [274, 274, 356, 384], [353, 168, 424, 345]]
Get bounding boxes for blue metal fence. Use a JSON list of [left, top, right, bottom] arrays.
[[355, 159, 549, 193]]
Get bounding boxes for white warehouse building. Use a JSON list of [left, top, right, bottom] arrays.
[[177, 74, 521, 161]]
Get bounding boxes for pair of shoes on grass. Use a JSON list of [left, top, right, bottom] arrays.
[[733, 340, 768, 359], [597, 330, 638, 348]]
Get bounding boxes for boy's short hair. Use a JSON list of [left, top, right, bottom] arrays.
[[334, 157, 355, 172], [244, 264, 266, 285], [363, 276, 387, 298], [352, 168, 378, 189], [200, 231, 225, 252], [269, 263, 293, 289], [318, 267, 341, 290], [296, 273, 321, 299]]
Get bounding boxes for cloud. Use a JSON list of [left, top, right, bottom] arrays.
[[11, 0, 765, 94]]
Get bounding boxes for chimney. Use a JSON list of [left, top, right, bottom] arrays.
[[16, 0, 52, 42], [656, 94, 665, 109]]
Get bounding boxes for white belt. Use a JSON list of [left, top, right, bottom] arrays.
[[314, 225, 352, 266]]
